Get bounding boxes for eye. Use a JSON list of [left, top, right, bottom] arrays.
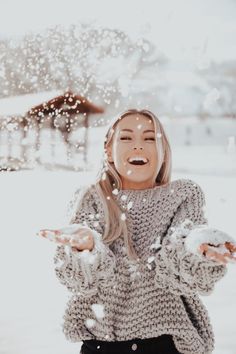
[[145, 137, 155, 141], [120, 136, 132, 140]]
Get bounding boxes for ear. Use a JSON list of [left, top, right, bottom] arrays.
[[105, 145, 113, 163]]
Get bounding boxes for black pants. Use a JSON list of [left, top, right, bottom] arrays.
[[80, 335, 180, 354]]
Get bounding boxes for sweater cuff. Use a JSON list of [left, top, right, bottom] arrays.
[[68, 228, 116, 295]]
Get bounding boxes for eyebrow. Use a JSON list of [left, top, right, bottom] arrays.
[[120, 129, 155, 133]]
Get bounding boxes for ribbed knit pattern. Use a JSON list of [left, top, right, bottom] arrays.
[[54, 178, 228, 354]]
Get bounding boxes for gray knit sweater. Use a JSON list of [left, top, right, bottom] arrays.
[[54, 179, 231, 354]]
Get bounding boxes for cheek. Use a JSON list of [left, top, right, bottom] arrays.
[[115, 142, 128, 155]]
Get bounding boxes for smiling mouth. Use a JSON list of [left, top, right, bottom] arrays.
[[127, 159, 149, 166]]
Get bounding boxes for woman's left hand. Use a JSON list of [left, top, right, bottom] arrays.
[[199, 242, 236, 265]]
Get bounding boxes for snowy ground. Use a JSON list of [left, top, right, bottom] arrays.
[[0, 149, 236, 354]]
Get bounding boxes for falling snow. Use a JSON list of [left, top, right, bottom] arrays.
[[150, 237, 162, 251], [127, 201, 133, 210], [121, 194, 128, 201], [120, 213, 126, 221], [0, 10, 236, 354], [112, 188, 119, 195]]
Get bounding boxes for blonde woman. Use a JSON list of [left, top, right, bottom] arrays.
[[39, 109, 236, 354]]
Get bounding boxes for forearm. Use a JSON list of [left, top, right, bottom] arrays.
[[154, 222, 230, 296], [54, 228, 117, 296]]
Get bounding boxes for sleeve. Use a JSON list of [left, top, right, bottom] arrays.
[[154, 179, 233, 296], [53, 185, 117, 297]]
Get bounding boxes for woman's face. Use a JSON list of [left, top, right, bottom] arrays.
[[106, 113, 160, 190]]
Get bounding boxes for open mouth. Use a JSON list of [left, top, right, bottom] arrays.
[[127, 157, 149, 166]]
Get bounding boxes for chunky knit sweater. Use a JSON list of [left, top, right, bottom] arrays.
[[54, 179, 232, 354]]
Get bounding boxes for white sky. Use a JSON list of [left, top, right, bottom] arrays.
[[0, 0, 236, 62]]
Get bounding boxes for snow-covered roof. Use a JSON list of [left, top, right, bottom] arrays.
[[0, 90, 61, 116]]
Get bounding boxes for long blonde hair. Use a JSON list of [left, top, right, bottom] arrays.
[[93, 109, 172, 261]]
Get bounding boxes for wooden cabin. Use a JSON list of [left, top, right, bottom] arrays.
[[27, 91, 104, 165]]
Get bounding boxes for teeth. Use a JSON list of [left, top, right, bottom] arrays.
[[128, 157, 148, 163]]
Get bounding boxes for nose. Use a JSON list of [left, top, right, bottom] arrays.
[[133, 146, 143, 150]]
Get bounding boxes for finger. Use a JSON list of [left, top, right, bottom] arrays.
[[38, 230, 47, 237], [223, 252, 236, 262], [39, 229, 61, 237], [205, 250, 227, 264], [207, 246, 236, 263], [225, 242, 236, 253], [199, 243, 209, 255]]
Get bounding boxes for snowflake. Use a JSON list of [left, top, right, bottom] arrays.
[[147, 256, 155, 263], [127, 201, 133, 210], [150, 237, 162, 251], [112, 188, 119, 195], [121, 194, 128, 201], [85, 318, 95, 328], [127, 261, 141, 281], [120, 213, 126, 221]]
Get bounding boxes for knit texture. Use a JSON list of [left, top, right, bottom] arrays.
[[54, 179, 229, 354]]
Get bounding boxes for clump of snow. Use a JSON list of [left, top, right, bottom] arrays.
[[121, 194, 128, 201], [91, 304, 105, 320], [85, 319, 95, 328], [127, 201, 133, 210], [150, 237, 162, 251], [73, 249, 97, 265], [120, 213, 126, 221], [185, 226, 236, 256]]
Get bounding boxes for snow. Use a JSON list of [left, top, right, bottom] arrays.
[[184, 225, 236, 256], [0, 90, 61, 116], [85, 319, 95, 329], [91, 304, 105, 320], [0, 156, 236, 353]]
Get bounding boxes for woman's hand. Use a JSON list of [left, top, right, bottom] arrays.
[[38, 225, 95, 251], [199, 242, 236, 265]]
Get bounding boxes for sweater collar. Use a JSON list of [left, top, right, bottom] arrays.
[[114, 182, 172, 205]]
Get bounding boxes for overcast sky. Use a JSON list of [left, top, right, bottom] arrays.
[[0, 0, 236, 63]]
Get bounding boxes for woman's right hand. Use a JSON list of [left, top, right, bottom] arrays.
[[38, 225, 95, 251]]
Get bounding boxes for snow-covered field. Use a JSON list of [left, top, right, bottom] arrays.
[[0, 150, 236, 354]]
